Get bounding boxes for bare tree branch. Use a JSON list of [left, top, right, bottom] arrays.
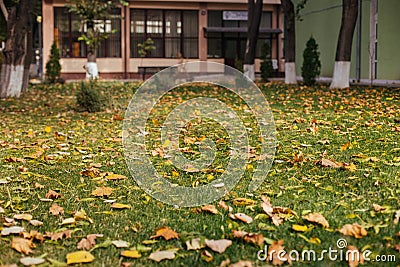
[[0, 0, 8, 22]]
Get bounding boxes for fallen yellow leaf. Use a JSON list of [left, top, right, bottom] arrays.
[[66, 251, 95, 264]]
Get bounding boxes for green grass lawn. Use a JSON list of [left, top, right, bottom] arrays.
[[0, 82, 399, 266]]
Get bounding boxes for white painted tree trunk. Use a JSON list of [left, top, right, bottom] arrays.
[[0, 64, 24, 98], [86, 62, 99, 80], [330, 61, 351, 88], [243, 64, 255, 81], [285, 62, 297, 84]]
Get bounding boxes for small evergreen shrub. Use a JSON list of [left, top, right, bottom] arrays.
[[76, 82, 106, 112], [45, 41, 62, 84], [301, 36, 321, 86], [260, 42, 274, 82]]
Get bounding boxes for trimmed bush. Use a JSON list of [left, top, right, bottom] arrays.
[[45, 41, 62, 84], [301, 36, 321, 86], [76, 82, 106, 112], [260, 42, 274, 82]]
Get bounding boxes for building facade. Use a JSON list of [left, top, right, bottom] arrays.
[[295, 0, 400, 82], [42, 0, 283, 80]]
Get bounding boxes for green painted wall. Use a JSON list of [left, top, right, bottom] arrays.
[[295, 0, 400, 81], [377, 0, 400, 80]]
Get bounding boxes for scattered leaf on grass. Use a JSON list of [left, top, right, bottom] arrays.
[[45, 229, 73, 241], [13, 214, 33, 221], [302, 212, 329, 228], [372, 203, 385, 212], [29, 220, 43, 226], [91, 187, 113, 197], [45, 189, 62, 199], [347, 245, 364, 267], [49, 203, 64, 216], [394, 210, 400, 225], [151, 227, 179, 240], [292, 224, 308, 232], [102, 172, 127, 180], [110, 203, 131, 209], [186, 238, 205, 250], [1, 226, 25, 236], [339, 223, 367, 238], [80, 167, 100, 178], [233, 198, 255, 206], [205, 239, 232, 253], [148, 251, 175, 262], [229, 260, 253, 267], [77, 234, 102, 250], [19, 257, 45, 266], [267, 240, 292, 266], [218, 201, 232, 212], [202, 204, 218, 214], [233, 213, 253, 224], [201, 250, 213, 262], [66, 251, 95, 264], [112, 240, 130, 248], [11, 238, 35, 254], [233, 230, 264, 247], [121, 250, 141, 259], [61, 218, 76, 225]]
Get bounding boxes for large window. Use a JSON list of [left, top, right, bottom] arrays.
[[130, 9, 198, 58], [54, 7, 121, 58], [207, 11, 272, 59]]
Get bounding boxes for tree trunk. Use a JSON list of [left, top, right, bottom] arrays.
[[0, 0, 33, 98], [85, 21, 99, 79], [23, 7, 34, 92], [282, 0, 297, 84], [243, 0, 263, 81], [330, 0, 358, 89]]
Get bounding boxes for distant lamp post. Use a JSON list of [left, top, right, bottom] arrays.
[[37, 16, 43, 80]]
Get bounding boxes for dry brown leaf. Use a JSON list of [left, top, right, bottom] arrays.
[[232, 198, 255, 206], [229, 260, 254, 267], [340, 142, 351, 151], [372, 203, 385, 212], [21, 231, 45, 243], [80, 167, 100, 178], [319, 158, 341, 168], [29, 220, 43, 226], [339, 223, 367, 238], [148, 250, 175, 262], [292, 152, 305, 163], [91, 187, 113, 197], [186, 238, 205, 250], [261, 202, 273, 217], [13, 214, 33, 221], [233, 213, 253, 224], [271, 214, 283, 226], [201, 250, 213, 262], [49, 203, 64, 216], [19, 257, 45, 266], [77, 234, 102, 250], [45, 189, 62, 199], [150, 227, 179, 240], [233, 230, 264, 247], [11, 237, 35, 255], [202, 204, 218, 214], [45, 229, 73, 241], [205, 239, 232, 253], [347, 245, 364, 267], [302, 212, 329, 228], [267, 240, 292, 266], [218, 201, 232, 212], [394, 210, 400, 225], [219, 259, 230, 267], [394, 243, 400, 252]]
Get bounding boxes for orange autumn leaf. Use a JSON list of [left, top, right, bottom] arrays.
[[347, 245, 364, 267], [150, 227, 179, 241], [91, 187, 113, 197], [339, 223, 367, 239], [49, 203, 64, 216], [267, 240, 292, 266], [302, 212, 329, 228], [201, 204, 218, 214], [45, 189, 62, 199], [11, 237, 35, 255]]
